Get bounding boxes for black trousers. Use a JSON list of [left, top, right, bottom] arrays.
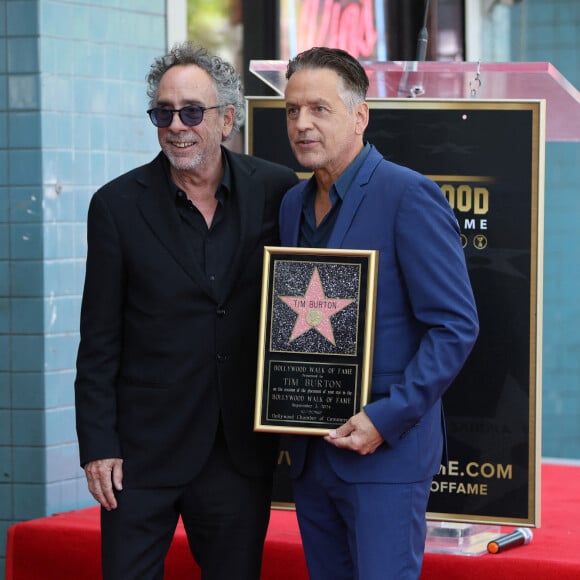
[[101, 430, 273, 580]]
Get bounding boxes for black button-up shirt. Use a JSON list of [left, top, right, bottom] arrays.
[[164, 153, 239, 299]]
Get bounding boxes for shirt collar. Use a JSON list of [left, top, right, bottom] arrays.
[[333, 141, 372, 200], [302, 141, 371, 204]]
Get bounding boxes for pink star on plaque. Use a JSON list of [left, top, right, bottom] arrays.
[[279, 267, 354, 345]]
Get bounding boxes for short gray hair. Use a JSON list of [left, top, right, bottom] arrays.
[[286, 47, 368, 112]]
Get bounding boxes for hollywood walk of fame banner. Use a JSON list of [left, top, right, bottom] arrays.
[[255, 246, 378, 434]]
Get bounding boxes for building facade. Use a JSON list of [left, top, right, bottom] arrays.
[[1, 0, 579, 576]]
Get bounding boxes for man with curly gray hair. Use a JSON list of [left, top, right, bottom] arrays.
[[75, 41, 298, 580], [146, 42, 246, 139]]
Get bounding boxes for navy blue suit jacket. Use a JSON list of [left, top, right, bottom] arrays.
[[279, 145, 479, 484]]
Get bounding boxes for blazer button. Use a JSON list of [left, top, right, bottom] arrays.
[[216, 308, 226, 317], [217, 353, 228, 363]]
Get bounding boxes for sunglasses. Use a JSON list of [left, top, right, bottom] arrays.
[[146, 104, 223, 128]]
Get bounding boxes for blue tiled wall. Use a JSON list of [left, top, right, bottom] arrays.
[[0, 0, 165, 574], [505, 1, 580, 459]]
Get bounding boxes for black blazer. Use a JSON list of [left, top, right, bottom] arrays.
[[75, 149, 298, 488]]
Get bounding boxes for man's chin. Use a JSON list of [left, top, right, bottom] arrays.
[[293, 152, 320, 171], [165, 153, 202, 172]]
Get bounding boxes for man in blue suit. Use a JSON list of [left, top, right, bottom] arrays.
[[280, 47, 479, 580]]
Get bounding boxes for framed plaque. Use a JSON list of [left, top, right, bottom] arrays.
[[255, 247, 378, 434]]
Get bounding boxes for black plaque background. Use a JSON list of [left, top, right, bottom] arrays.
[[256, 251, 376, 433], [247, 98, 543, 525]]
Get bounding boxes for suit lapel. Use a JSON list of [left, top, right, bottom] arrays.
[[216, 150, 265, 304], [284, 188, 306, 247], [328, 147, 382, 248], [327, 184, 366, 248], [136, 154, 215, 298]]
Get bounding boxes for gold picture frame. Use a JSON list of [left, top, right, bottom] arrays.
[[254, 246, 378, 435]]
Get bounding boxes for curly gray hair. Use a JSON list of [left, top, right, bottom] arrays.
[[146, 42, 245, 138]]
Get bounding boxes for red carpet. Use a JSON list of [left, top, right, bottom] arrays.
[[5, 462, 580, 579]]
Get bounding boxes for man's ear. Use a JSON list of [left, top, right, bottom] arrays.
[[222, 104, 235, 138], [355, 102, 369, 135]]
